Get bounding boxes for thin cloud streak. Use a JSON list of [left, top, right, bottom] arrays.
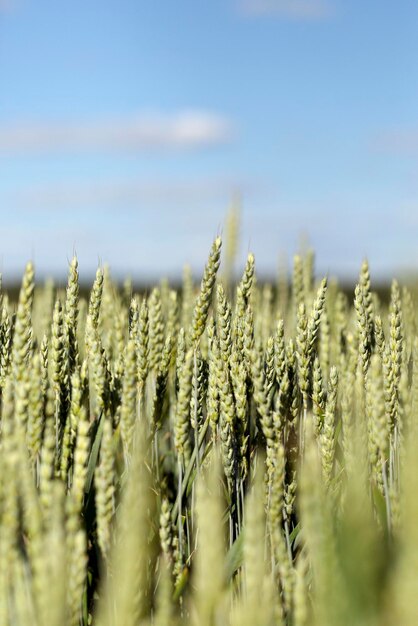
[[0, 110, 233, 156], [0, 0, 13, 11], [372, 128, 418, 157], [239, 0, 333, 20], [6, 177, 255, 212]]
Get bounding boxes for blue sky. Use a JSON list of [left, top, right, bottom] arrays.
[[0, 0, 417, 282]]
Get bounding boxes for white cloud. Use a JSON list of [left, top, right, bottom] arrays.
[[239, 0, 332, 19], [0, 110, 233, 156]]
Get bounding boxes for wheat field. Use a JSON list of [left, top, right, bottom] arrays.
[[0, 230, 417, 626]]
